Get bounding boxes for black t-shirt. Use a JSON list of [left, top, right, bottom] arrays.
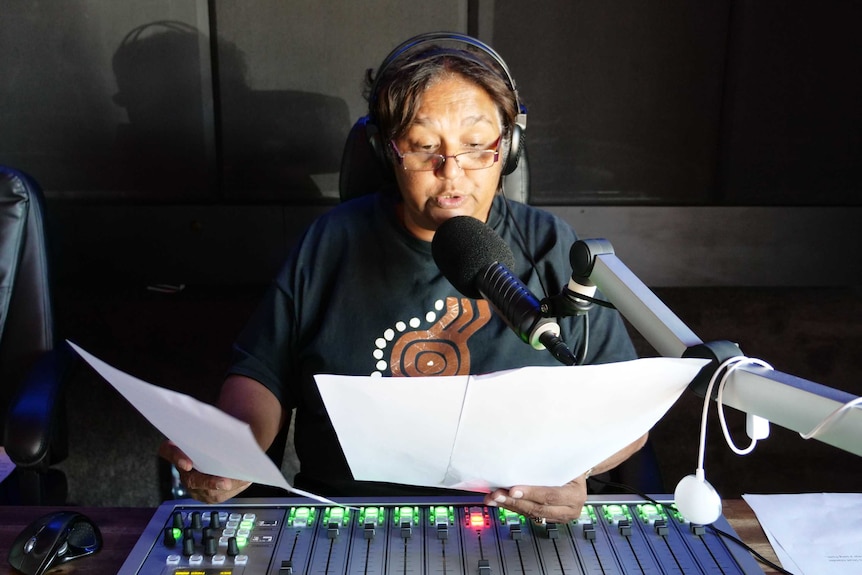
[[228, 192, 636, 496]]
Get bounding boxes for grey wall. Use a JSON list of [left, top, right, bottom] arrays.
[[49, 203, 862, 288]]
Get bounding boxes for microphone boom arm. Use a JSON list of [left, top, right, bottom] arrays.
[[571, 239, 862, 458]]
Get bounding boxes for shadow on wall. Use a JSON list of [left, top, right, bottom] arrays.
[[111, 21, 350, 200]]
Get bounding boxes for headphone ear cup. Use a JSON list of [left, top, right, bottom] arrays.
[[501, 123, 523, 176], [364, 118, 389, 170]]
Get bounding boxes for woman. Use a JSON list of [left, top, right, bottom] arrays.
[[160, 33, 646, 523]]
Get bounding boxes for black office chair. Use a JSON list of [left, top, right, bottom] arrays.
[[0, 165, 76, 505], [338, 115, 531, 204]]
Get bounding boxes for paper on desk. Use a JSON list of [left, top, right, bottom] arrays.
[[743, 492, 862, 575], [316, 357, 708, 491], [68, 342, 339, 506]]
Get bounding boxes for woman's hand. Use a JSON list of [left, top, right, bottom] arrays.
[[158, 440, 251, 504], [156, 375, 287, 503], [483, 433, 649, 522], [484, 474, 589, 523]]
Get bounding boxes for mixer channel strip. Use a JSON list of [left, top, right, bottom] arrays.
[[119, 495, 765, 574]]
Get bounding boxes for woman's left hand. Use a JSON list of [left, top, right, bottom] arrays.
[[484, 474, 589, 523], [483, 433, 649, 522]]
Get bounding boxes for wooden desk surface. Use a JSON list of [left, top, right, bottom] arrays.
[[723, 499, 783, 574], [0, 500, 782, 574], [0, 506, 154, 575]]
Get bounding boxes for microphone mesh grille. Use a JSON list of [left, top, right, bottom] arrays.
[[432, 216, 516, 298]]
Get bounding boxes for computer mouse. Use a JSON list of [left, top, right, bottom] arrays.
[[8, 511, 102, 575]]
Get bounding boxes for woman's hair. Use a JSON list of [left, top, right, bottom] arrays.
[[366, 45, 519, 157]]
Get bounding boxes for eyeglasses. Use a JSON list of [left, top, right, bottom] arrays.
[[389, 138, 501, 172]]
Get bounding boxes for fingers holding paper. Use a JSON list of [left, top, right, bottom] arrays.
[[483, 433, 649, 522], [158, 439, 252, 503], [484, 475, 589, 523]]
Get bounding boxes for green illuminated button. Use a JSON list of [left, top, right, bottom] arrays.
[[432, 506, 453, 526], [602, 504, 631, 524], [499, 509, 522, 526], [393, 506, 417, 527], [636, 503, 667, 524], [289, 507, 315, 527], [324, 506, 350, 528], [361, 507, 383, 529], [574, 507, 595, 525], [327, 507, 345, 524]]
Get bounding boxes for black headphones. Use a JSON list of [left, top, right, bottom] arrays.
[[364, 32, 526, 177]]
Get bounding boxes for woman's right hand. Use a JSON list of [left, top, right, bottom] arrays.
[[158, 440, 252, 503]]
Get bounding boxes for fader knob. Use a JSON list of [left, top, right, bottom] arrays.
[[209, 511, 222, 529], [163, 527, 177, 547], [182, 536, 195, 556], [618, 519, 632, 537], [509, 524, 522, 540], [226, 536, 239, 557], [204, 536, 218, 556]]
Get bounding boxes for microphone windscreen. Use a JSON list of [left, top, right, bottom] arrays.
[[432, 216, 516, 298]]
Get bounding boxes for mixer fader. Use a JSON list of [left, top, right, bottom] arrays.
[[119, 495, 764, 574]]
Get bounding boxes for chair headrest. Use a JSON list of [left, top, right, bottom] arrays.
[[338, 116, 530, 204]]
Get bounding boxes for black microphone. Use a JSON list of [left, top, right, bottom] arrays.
[[431, 216, 577, 366], [539, 239, 602, 318]]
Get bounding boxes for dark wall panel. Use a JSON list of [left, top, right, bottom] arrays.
[[0, 1, 215, 200], [214, 0, 467, 201], [2, 1, 859, 206], [719, 0, 862, 205], [492, 0, 730, 204]]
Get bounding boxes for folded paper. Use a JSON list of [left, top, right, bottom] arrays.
[[316, 357, 708, 491]]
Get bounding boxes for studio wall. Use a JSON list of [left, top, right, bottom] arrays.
[[1, 0, 860, 286]]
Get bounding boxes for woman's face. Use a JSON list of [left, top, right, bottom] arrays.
[[391, 74, 504, 242]]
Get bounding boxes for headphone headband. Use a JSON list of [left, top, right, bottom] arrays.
[[368, 31, 522, 116]]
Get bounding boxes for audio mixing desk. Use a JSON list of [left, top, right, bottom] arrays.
[[118, 495, 765, 574]]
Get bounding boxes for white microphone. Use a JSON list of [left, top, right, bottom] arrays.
[[674, 468, 722, 525]]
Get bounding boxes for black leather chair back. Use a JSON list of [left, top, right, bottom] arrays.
[[0, 167, 54, 421], [338, 116, 530, 204], [0, 166, 72, 504]]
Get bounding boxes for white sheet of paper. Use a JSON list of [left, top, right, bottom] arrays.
[[316, 357, 708, 491], [743, 492, 862, 574], [68, 341, 339, 506]]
